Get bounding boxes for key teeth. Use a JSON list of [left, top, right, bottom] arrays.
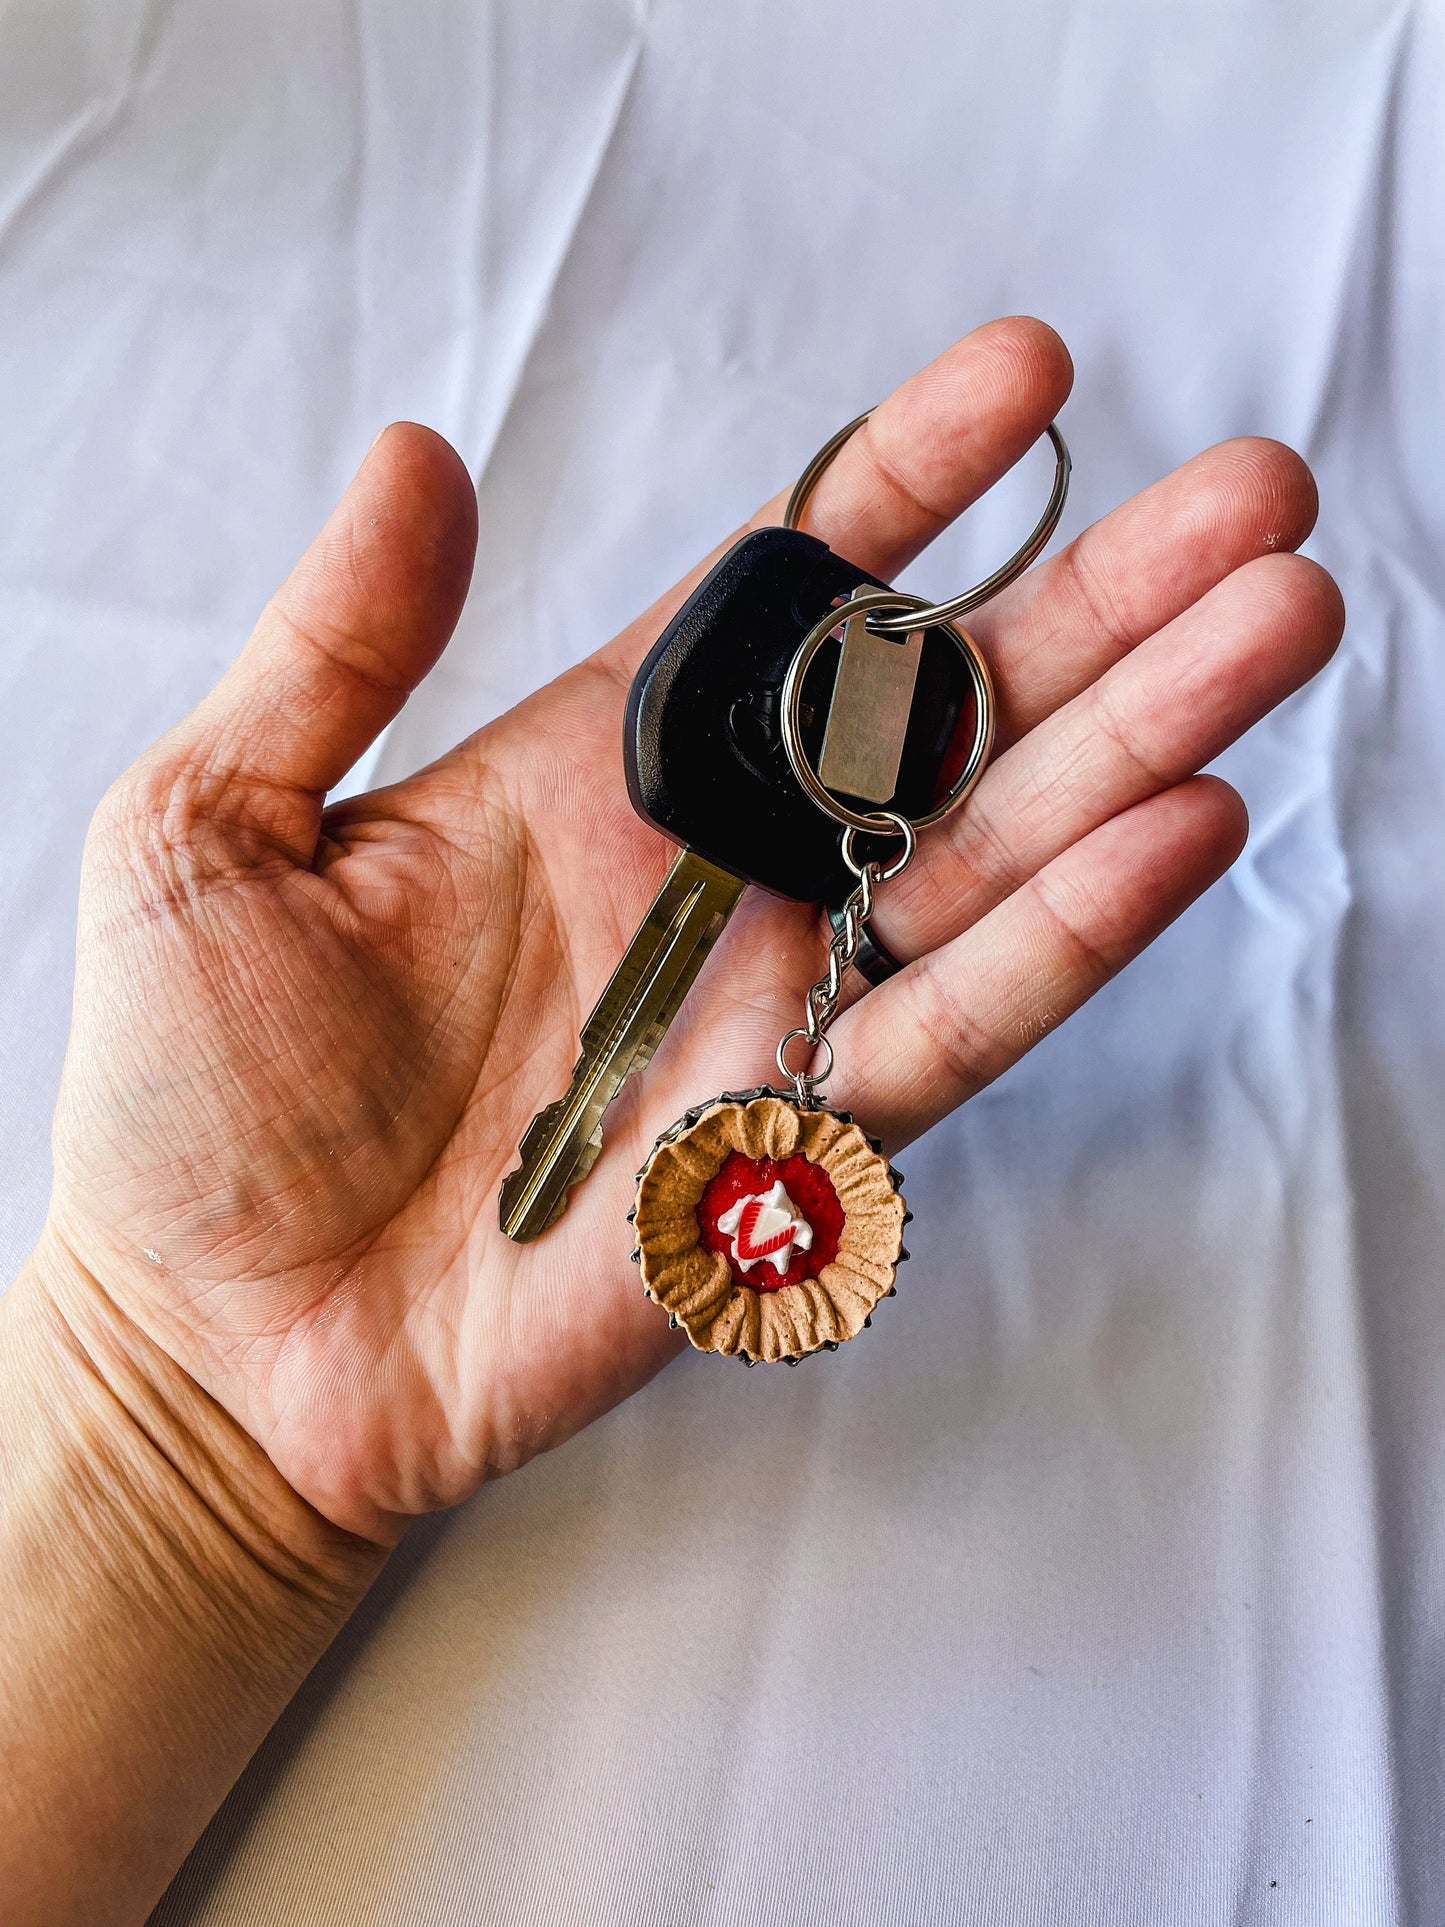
[[499, 1115, 606, 1243]]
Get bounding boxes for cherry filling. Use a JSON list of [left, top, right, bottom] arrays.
[[697, 1151, 844, 1291]]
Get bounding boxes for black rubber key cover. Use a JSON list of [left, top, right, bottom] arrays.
[[624, 526, 974, 904]]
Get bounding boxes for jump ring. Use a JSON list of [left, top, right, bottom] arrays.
[[841, 814, 914, 881], [777, 1028, 834, 1090]]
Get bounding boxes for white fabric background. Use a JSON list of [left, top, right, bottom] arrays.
[[0, 2, 1441, 1921]]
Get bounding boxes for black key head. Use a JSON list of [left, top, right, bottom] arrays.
[[624, 527, 978, 903]]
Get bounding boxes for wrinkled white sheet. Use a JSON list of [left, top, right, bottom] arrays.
[[1, 2, 1442, 1921]]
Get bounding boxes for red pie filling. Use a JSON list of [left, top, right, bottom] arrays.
[[697, 1151, 844, 1291]]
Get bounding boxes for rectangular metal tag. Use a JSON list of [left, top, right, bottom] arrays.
[[817, 611, 923, 804]]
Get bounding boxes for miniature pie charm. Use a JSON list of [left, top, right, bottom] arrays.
[[631, 1089, 907, 1365]]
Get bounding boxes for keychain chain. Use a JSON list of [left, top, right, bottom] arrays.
[[776, 815, 916, 1100]]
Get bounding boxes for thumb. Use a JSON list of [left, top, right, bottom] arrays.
[[162, 422, 477, 856]]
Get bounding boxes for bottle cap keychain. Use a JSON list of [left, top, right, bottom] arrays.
[[502, 403, 1071, 1368]]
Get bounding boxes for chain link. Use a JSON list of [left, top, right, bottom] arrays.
[[775, 816, 915, 1100]]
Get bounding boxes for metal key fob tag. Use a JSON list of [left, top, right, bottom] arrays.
[[817, 609, 923, 805], [501, 409, 1071, 1372]]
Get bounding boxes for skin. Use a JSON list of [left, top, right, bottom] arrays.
[[0, 319, 1344, 1924]]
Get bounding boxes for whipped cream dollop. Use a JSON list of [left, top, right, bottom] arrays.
[[715, 1180, 815, 1277]]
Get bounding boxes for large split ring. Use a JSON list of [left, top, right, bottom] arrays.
[[784, 415, 1070, 635]]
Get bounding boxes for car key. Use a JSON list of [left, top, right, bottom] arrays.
[[503, 406, 1070, 1372], [498, 525, 979, 1242]]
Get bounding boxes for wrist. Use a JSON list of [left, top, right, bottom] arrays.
[[16, 1223, 385, 1622], [0, 1228, 385, 1927]]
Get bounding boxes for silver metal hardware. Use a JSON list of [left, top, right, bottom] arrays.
[[784, 413, 1070, 636], [786, 418, 1071, 635], [780, 587, 994, 837], [817, 603, 924, 804], [776, 812, 916, 1100]]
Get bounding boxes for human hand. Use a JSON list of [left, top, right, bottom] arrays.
[[42, 318, 1343, 1543]]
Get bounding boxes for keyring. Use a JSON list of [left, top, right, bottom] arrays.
[[784, 413, 1070, 636], [778, 587, 995, 836]]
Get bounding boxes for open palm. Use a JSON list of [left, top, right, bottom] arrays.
[[47, 320, 1342, 1542]]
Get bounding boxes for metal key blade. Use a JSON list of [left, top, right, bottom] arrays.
[[499, 849, 746, 1242]]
